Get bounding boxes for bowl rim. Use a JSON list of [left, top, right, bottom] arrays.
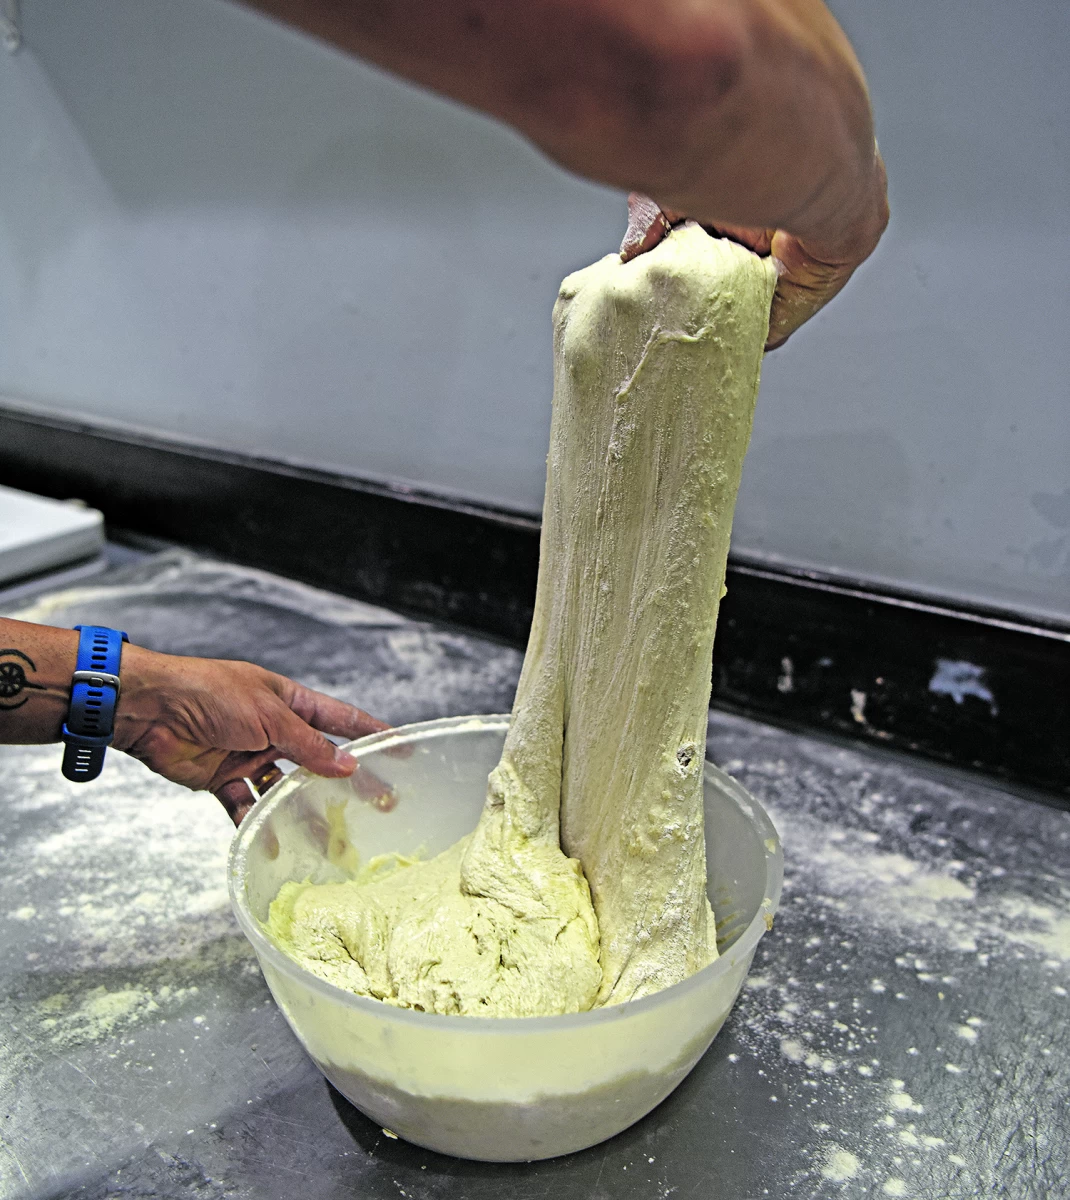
[[228, 713, 784, 1032]]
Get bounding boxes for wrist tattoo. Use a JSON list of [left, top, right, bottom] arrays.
[[0, 648, 47, 711]]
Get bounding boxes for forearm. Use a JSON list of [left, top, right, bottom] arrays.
[[0, 619, 168, 747], [239, 0, 882, 249], [0, 618, 384, 821], [0, 619, 78, 742]]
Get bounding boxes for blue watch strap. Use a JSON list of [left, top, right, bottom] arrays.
[[61, 625, 128, 782]]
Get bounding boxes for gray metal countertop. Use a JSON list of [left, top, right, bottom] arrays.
[[2, 551, 1067, 1199]]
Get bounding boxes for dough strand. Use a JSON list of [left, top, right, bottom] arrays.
[[268, 224, 776, 1015]]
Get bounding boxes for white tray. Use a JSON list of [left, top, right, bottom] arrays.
[[0, 484, 105, 585]]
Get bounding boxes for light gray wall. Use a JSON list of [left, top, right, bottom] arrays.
[[1, 0, 1067, 623], [0, 0, 621, 508], [739, 1, 1070, 622]]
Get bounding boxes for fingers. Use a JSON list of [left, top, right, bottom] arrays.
[[208, 746, 284, 822], [617, 199, 864, 349], [215, 761, 284, 826], [351, 763, 399, 812], [761, 155, 888, 349], [211, 702, 396, 826], [285, 682, 392, 743], [681, 219, 849, 350], [218, 677, 395, 815], [212, 737, 398, 828], [710, 222, 775, 256], [620, 193, 674, 262], [287, 681, 417, 761], [250, 762, 285, 793], [118, 650, 397, 823], [262, 700, 357, 777], [763, 229, 854, 350], [216, 777, 259, 827]]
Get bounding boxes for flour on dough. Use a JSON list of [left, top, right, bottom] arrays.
[[268, 224, 776, 1015]]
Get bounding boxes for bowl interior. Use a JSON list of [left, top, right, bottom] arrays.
[[231, 714, 782, 1014]]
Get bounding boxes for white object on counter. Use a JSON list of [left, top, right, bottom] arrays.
[[0, 484, 105, 585]]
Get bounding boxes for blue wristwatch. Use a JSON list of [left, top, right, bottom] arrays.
[[61, 625, 128, 782]]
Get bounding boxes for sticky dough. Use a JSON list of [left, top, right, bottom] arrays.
[[268, 224, 776, 1015]]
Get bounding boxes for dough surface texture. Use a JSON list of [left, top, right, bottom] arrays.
[[268, 224, 775, 1015]]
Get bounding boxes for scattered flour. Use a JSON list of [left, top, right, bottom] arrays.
[[821, 1145, 860, 1182], [719, 750, 1070, 970], [887, 1081, 922, 1113], [995, 898, 1070, 962], [718, 738, 1070, 1198], [780, 1038, 806, 1063], [1, 740, 256, 1061], [7, 748, 239, 973], [39, 985, 159, 1044], [10, 551, 409, 631]]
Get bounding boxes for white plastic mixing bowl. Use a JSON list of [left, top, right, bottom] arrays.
[[228, 714, 782, 1161]]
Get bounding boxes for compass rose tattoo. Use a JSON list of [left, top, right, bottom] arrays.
[[0, 649, 47, 710]]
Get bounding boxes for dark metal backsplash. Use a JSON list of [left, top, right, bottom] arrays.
[[1, 403, 1067, 802]]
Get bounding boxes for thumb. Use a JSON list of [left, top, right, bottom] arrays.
[[262, 699, 357, 778], [620, 193, 672, 262], [764, 229, 853, 349]]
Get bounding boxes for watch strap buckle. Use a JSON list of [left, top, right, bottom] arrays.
[[61, 626, 127, 783], [71, 669, 121, 696]]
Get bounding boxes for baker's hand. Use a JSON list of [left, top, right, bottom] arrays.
[[112, 644, 389, 825], [620, 153, 889, 350]]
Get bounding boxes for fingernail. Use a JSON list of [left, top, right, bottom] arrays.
[[334, 748, 358, 771], [772, 256, 788, 278]]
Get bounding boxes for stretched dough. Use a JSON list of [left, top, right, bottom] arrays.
[[268, 224, 775, 1014]]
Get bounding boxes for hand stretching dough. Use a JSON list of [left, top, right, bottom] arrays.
[[268, 224, 776, 1015]]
